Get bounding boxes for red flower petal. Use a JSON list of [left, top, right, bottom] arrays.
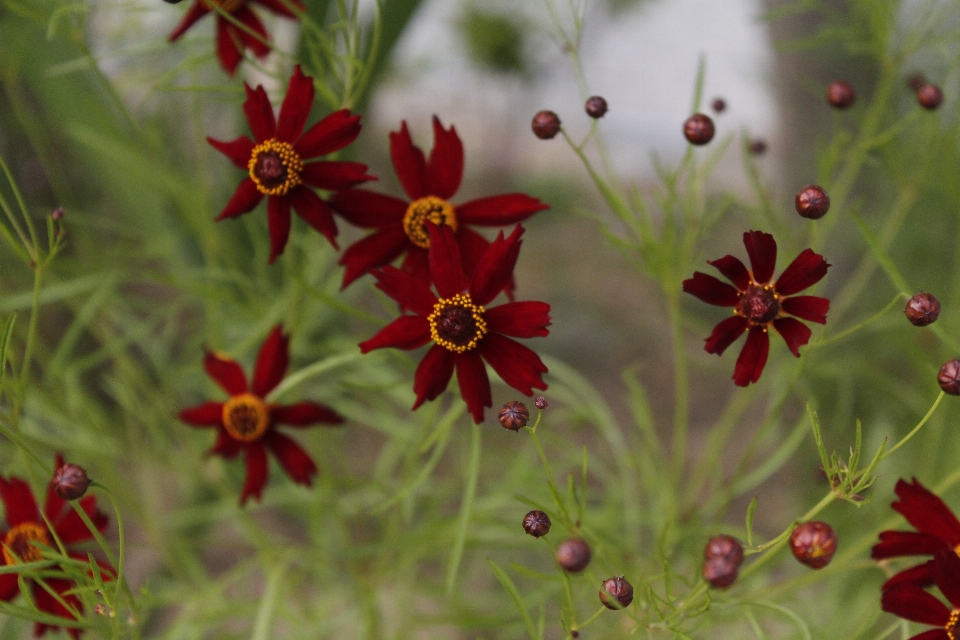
[[240, 443, 268, 505], [359, 315, 431, 353], [425, 116, 463, 199], [168, 0, 210, 41], [389, 121, 429, 200], [266, 431, 317, 486], [733, 326, 769, 386], [328, 189, 408, 228], [267, 195, 292, 263], [399, 248, 430, 288], [772, 316, 812, 357], [427, 224, 468, 299], [55, 495, 107, 545], [485, 302, 551, 338], [872, 530, 949, 559], [932, 550, 960, 608], [881, 584, 950, 626], [272, 402, 343, 426], [456, 350, 492, 424], [296, 109, 361, 159], [207, 135, 255, 169], [456, 194, 549, 226], [781, 295, 829, 324], [232, 6, 270, 57], [708, 255, 750, 291], [704, 315, 748, 355], [682, 272, 741, 307], [775, 249, 830, 296], [216, 19, 244, 76], [412, 345, 455, 409], [301, 161, 373, 191], [743, 230, 777, 284], [179, 402, 225, 427], [275, 66, 313, 142], [32, 578, 81, 630], [882, 561, 936, 591], [893, 479, 960, 545], [0, 477, 39, 527], [0, 574, 18, 601], [339, 227, 409, 289], [209, 429, 243, 459], [203, 350, 248, 395], [909, 630, 951, 640], [251, 0, 302, 18], [479, 333, 548, 396], [252, 325, 288, 397], [216, 178, 263, 220], [370, 266, 437, 317], [243, 83, 277, 142], [469, 226, 523, 307], [288, 186, 338, 249]]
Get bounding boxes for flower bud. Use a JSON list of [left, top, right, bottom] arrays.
[[52, 463, 91, 500], [795, 184, 830, 220], [534, 396, 548, 410], [683, 113, 715, 145], [789, 521, 837, 569], [498, 401, 529, 430], [556, 538, 591, 572], [50, 207, 65, 221], [532, 110, 561, 140], [585, 96, 608, 119], [938, 360, 960, 395], [522, 510, 551, 538], [826, 80, 855, 109], [748, 139, 768, 156], [917, 84, 943, 110], [711, 98, 727, 114], [599, 576, 634, 610], [904, 292, 941, 327], [702, 534, 744, 588]]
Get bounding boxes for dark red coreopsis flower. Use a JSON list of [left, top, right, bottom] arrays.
[[208, 66, 373, 263], [330, 117, 549, 292], [0, 456, 110, 638], [168, 0, 302, 75], [881, 550, 960, 640], [358, 224, 550, 423], [682, 230, 830, 386], [872, 478, 960, 590], [179, 326, 344, 504]]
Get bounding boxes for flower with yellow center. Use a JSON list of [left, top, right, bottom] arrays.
[[428, 293, 487, 353], [402, 196, 457, 249], [221, 393, 270, 442], [2, 522, 51, 565], [248, 139, 303, 196]]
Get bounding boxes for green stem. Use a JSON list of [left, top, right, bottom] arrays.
[[881, 391, 945, 461]]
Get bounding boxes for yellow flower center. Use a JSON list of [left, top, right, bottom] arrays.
[[222, 393, 270, 442], [205, 0, 245, 12], [248, 139, 303, 196], [947, 609, 960, 640], [402, 196, 457, 249], [429, 293, 487, 353], [2, 522, 51, 565]]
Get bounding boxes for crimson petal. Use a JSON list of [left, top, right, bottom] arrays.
[[272, 402, 343, 426], [301, 161, 373, 191], [0, 477, 39, 527], [933, 551, 960, 608], [216, 20, 244, 76], [389, 121, 429, 200], [203, 350, 248, 395], [479, 333, 548, 396], [872, 530, 949, 559], [216, 178, 263, 220], [427, 224, 468, 298], [371, 266, 437, 316], [329, 189, 407, 228], [781, 295, 829, 324], [168, 0, 210, 41], [456, 350, 492, 423], [275, 66, 313, 142], [743, 230, 777, 284], [469, 226, 523, 307], [295, 109, 361, 158], [881, 584, 950, 626], [267, 195, 292, 263], [240, 443, 268, 505], [359, 315, 431, 353], [209, 429, 243, 459], [233, 6, 270, 57], [425, 116, 464, 199], [704, 315, 748, 355], [773, 316, 812, 357], [0, 574, 18, 601], [288, 186, 339, 249], [775, 249, 830, 296], [485, 302, 550, 338], [207, 135, 255, 169], [400, 248, 431, 289], [893, 479, 960, 545], [733, 326, 769, 386], [266, 431, 317, 486], [456, 194, 549, 226], [682, 272, 740, 307], [883, 561, 936, 591], [252, 325, 288, 396], [243, 83, 277, 142], [708, 255, 751, 291], [32, 578, 81, 630], [339, 227, 409, 289], [179, 402, 225, 427], [412, 345, 455, 409]]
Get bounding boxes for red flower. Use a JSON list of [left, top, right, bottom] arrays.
[[881, 550, 960, 640], [682, 230, 830, 386], [0, 456, 109, 639], [330, 116, 549, 292], [358, 224, 550, 423], [872, 478, 960, 590], [168, 0, 302, 76], [207, 66, 374, 263], [179, 326, 344, 504]]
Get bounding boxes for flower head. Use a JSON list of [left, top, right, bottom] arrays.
[[881, 550, 960, 640], [179, 326, 344, 504], [682, 230, 830, 386], [330, 117, 549, 292], [0, 456, 109, 638], [208, 66, 374, 263], [358, 224, 550, 423], [168, 0, 302, 75]]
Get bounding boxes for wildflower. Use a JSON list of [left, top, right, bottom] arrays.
[[789, 521, 838, 569], [331, 117, 548, 291], [827, 80, 856, 108], [683, 113, 715, 145], [703, 534, 744, 588], [522, 510, 551, 538], [682, 230, 830, 386], [556, 538, 591, 572], [881, 550, 960, 640], [872, 478, 960, 590], [599, 576, 634, 610], [0, 456, 109, 638], [207, 66, 373, 263], [358, 224, 549, 424], [167, 0, 301, 75], [179, 326, 344, 504]]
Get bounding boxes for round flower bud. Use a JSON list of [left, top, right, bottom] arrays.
[[711, 98, 727, 113], [795, 184, 831, 220], [522, 510, 551, 538], [826, 80, 856, 109], [917, 84, 944, 110], [748, 139, 768, 155], [556, 538, 591, 572], [585, 96, 608, 119], [599, 576, 634, 610], [50, 207, 65, 221], [683, 113, 715, 145], [938, 360, 960, 395], [52, 463, 91, 500], [532, 110, 561, 140], [534, 396, 548, 410], [498, 401, 529, 431], [904, 292, 941, 327], [702, 534, 744, 588], [789, 521, 837, 569]]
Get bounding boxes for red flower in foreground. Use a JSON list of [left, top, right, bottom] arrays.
[[0, 456, 109, 639], [359, 224, 550, 423], [179, 326, 344, 504], [872, 478, 960, 590], [168, 0, 302, 75], [682, 230, 830, 386], [208, 66, 373, 263], [330, 117, 549, 291], [881, 550, 960, 640]]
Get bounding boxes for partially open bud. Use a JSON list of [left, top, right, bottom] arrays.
[[599, 576, 634, 610], [534, 396, 548, 410], [904, 292, 941, 327], [917, 84, 944, 110], [585, 96, 608, 119], [789, 521, 837, 569], [499, 401, 529, 430], [556, 538, 591, 572], [795, 184, 831, 220], [826, 80, 856, 109], [711, 98, 727, 114], [938, 360, 960, 395], [53, 463, 91, 500], [702, 534, 744, 588], [522, 510, 551, 538], [532, 111, 561, 140], [683, 113, 715, 145]]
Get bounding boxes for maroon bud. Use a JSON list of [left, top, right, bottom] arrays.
[[748, 139, 768, 155], [795, 184, 831, 220], [50, 207, 65, 221], [917, 84, 944, 110], [789, 521, 838, 569], [683, 113, 715, 145], [904, 292, 941, 327], [532, 110, 561, 140], [938, 360, 960, 395], [826, 80, 856, 109], [498, 401, 529, 431], [908, 73, 927, 91], [711, 98, 727, 113], [53, 463, 91, 500], [599, 576, 634, 610], [585, 96, 608, 119], [522, 510, 551, 538], [571, 632, 579, 638], [534, 396, 548, 410], [702, 534, 744, 588], [556, 538, 591, 572]]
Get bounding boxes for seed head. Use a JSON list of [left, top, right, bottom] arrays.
[[938, 360, 960, 395], [498, 401, 529, 430], [585, 96, 608, 119], [534, 396, 548, 410], [904, 292, 941, 327], [826, 80, 855, 109], [702, 534, 744, 588], [52, 463, 91, 501], [711, 98, 727, 114], [917, 84, 944, 110], [522, 510, 551, 538], [556, 538, 591, 572], [531, 110, 561, 140], [789, 521, 837, 569], [683, 113, 715, 145], [795, 184, 831, 220], [599, 576, 634, 610]]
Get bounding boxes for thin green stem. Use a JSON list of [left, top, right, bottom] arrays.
[[881, 391, 945, 461]]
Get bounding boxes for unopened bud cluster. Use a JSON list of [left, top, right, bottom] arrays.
[[702, 534, 744, 588]]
